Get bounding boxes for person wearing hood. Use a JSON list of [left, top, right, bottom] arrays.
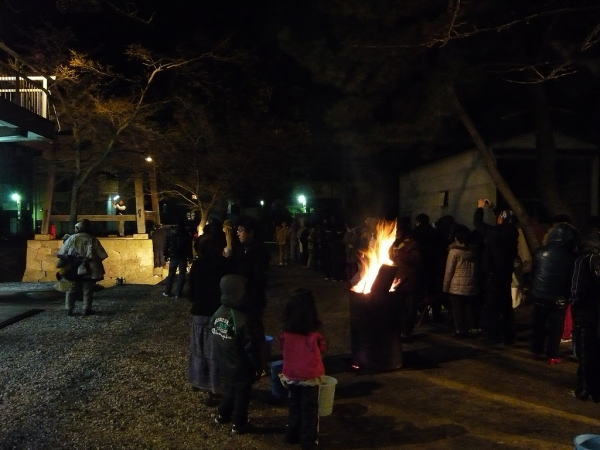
[[56, 219, 108, 316], [474, 199, 519, 345], [570, 231, 600, 402], [211, 274, 265, 434], [442, 224, 480, 337], [530, 222, 578, 363]]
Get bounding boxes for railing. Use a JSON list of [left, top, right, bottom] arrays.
[[0, 74, 52, 119]]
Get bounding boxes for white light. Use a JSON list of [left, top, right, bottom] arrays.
[[297, 194, 306, 206], [113, 195, 120, 201], [260, 200, 265, 206], [145, 156, 153, 163], [10, 193, 21, 202]]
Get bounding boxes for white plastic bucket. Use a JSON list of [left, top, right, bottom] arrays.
[[318, 376, 338, 417], [574, 434, 600, 450]]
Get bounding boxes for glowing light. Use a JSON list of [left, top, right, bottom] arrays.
[[351, 220, 397, 295], [10, 193, 21, 202], [113, 195, 120, 201], [297, 194, 306, 206], [260, 200, 265, 206], [145, 156, 153, 163]]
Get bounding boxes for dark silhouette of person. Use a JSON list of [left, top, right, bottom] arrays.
[[474, 199, 519, 345], [163, 220, 193, 298]]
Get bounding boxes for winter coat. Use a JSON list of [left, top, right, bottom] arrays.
[[57, 232, 108, 281], [530, 223, 578, 303], [189, 254, 228, 316], [210, 274, 265, 385], [443, 243, 479, 296], [231, 239, 269, 314], [473, 208, 518, 286], [571, 252, 600, 331], [570, 232, 600, 331], [164, 226, 193, 261], [280, 331, 326, 381]]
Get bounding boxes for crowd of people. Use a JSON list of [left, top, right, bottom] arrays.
[[54, 201, 600, 447]]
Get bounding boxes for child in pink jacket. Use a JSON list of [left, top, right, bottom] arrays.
[[280, 289, 326, 450]]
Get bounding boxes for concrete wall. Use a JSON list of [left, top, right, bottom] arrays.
[[398, 151, 497, 226], [22, 234, 161, 287]]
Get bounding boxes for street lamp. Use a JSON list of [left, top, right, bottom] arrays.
[[11, 192, 22, 231], [297, 194, 307, 213]]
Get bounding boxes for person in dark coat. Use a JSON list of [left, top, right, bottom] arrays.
[[163, 220, 193, 298], [188, 233, 228, 400], [389, 220, 423, 337], [474, 199, 519, 345], [211, 274, 265, 434], [413, 213, 446, 322], [570, 232, 600, 402], [530, 222, 578, 363], [151, 224, 168, 268], [231, 218, 270, 316]]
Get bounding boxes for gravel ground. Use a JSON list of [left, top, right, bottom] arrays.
[[0, 266, 350, 449], [4, 265, 595, 449]]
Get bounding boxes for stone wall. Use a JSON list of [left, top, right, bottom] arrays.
[[22, 234, 161, 287]]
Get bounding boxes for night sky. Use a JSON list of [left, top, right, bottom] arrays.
[[3, 0, 600, 220]]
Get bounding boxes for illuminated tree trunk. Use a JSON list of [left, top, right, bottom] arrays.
[[449, 85, 540, 252]]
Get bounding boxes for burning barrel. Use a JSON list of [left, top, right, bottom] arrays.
[[350, 264, 403, 371]]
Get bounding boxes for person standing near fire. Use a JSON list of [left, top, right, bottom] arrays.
[[389, 218, 423, 337], [474, 199, 519, 345], [279, 288, 326, 449]]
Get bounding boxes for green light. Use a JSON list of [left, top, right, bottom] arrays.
[[297, 194, 306, 206], [10, 192, 21, 202]]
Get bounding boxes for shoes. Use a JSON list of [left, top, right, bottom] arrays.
[[214, 414, 230, 425], [162, 292, 171, 297], [231, 423, 252, 435], [547, 357, 562, 365]]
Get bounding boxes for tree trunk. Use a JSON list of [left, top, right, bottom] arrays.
[[530, 84, 575, 223], [448, 86, 540, 252], [68, 183, 80, 232]]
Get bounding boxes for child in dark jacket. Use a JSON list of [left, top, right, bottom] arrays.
[[280, 289, 326, 450], [211, 274, 265, 434]]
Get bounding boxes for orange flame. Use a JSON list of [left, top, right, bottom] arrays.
[[351, 220, 397, 294]]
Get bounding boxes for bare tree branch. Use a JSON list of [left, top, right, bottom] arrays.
[[101, 0, 155, 24]]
